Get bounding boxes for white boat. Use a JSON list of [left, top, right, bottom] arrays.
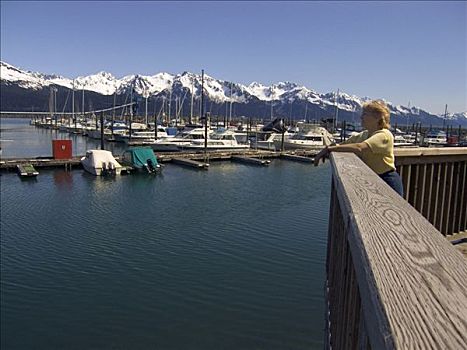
[[424, 130, 447, 146], [125, 131, 157, 145], [179, 129, 250, 151], [405, 133, 418, 143], [129, 122, 148, 130], [275, 125, 333, 151], [80, 150, 122, 176], [252, 131, 291, 151], [66, 122, 85, 134], [152, 127, 212, 152], [393, 134, 416, 147], [114, 127, 170, 144], [332, 126, 360, 142], [97, 121, 129, 141]]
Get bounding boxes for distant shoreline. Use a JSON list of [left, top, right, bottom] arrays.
[[1, 115, 32, 119]]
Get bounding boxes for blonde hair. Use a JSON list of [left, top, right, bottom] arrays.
[[362, 100, 390, 129]]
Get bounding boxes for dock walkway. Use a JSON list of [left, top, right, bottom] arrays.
[[0, 150, 316, 171]]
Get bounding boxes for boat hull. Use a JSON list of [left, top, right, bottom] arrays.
[[81, 162, 122, 176]]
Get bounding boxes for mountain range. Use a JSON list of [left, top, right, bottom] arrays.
[[1, 61, 466, 127]]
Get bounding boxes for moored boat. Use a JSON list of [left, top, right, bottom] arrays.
[[252, 131, 291, 151], [275, 125, 333, 151], [179, 129, 250, 151], [423, 130, 447, 147], [80, 150, 122, 176], [120, 147, 161, 173], [151, 127, 212, 152]]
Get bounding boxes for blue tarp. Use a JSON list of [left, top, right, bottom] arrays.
[[124, 147, 159, 168]]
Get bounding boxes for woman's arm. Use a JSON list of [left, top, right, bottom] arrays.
[[328, 142, 369, 154], [314, 142, 369, 166]]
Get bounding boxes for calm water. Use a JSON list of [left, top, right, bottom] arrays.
[[0, 118, 128, 159], [1, 118, 331, 349]]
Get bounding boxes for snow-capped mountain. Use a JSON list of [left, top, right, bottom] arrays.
[[1, 61, 466, 126]]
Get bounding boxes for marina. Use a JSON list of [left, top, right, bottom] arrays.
[[1, 118, 467, 349], [0, 118, 331, 349], [2, 2, 466, 349], [0, 150, 314, 171]]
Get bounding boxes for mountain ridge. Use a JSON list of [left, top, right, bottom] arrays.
[[1, 61, 466, 126]]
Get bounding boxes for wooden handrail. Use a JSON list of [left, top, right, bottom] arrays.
[[394, 147, 467, 157], [325, 152, 467, 349], [394, 147, 467, 236]]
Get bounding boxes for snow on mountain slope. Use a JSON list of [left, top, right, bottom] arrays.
[[1, 61, 68, 90], [2, 61, 461, 119]]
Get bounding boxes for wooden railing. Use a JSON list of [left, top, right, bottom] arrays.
[[394, 148, 467, 236], [325, 152, 467, 349]]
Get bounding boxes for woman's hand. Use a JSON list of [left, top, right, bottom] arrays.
[[314, 146, 329, 166]]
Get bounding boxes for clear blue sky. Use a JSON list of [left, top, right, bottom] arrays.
[[1, 1, 466, 114]]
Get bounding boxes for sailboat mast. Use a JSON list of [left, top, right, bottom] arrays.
[[201, 70, 207, 150], [406, 101, 411, 130], [190, 81, 194, 124], [49, 87, 53, 118], [112, 88, 116, 137], [54, 88, 57, 126], [129, 84, 134, 142], [334, 88, 339, 130], [82, 85, 85, 125], [145, 93, 148, 126], [168, 89, 172, 123], [229, 82, 233, 125], [443, 104, 448, 129], [72, 80, 75, 128], [270, 88, 274, 121], [198, 80, 202, 121]]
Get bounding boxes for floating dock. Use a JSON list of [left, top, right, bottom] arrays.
[[231, 155, 270, 166], [280, 154, 314, 163], [0, 150, 319, 172], [16, 164, 39, 177], [172, 158, 209, 169]]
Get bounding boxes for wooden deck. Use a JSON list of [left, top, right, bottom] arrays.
[[325, 149, 467, 349]]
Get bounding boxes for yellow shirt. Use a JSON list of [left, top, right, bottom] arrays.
[[343, 129, 395, 174]]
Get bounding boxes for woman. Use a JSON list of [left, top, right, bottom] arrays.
[[314, 100, 404, 196]]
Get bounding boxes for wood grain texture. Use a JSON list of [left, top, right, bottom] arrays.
[[326, 186, 368, 349], [330, 152, 467, 349]]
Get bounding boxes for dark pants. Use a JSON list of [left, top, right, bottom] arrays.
[[379, 170, 404, 197]]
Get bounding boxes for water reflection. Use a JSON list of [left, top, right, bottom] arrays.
[[53, 170, 73, 190], [1, 118, 127, 158], [18, 176, 38, 184], [81, 170, 120, 194]]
